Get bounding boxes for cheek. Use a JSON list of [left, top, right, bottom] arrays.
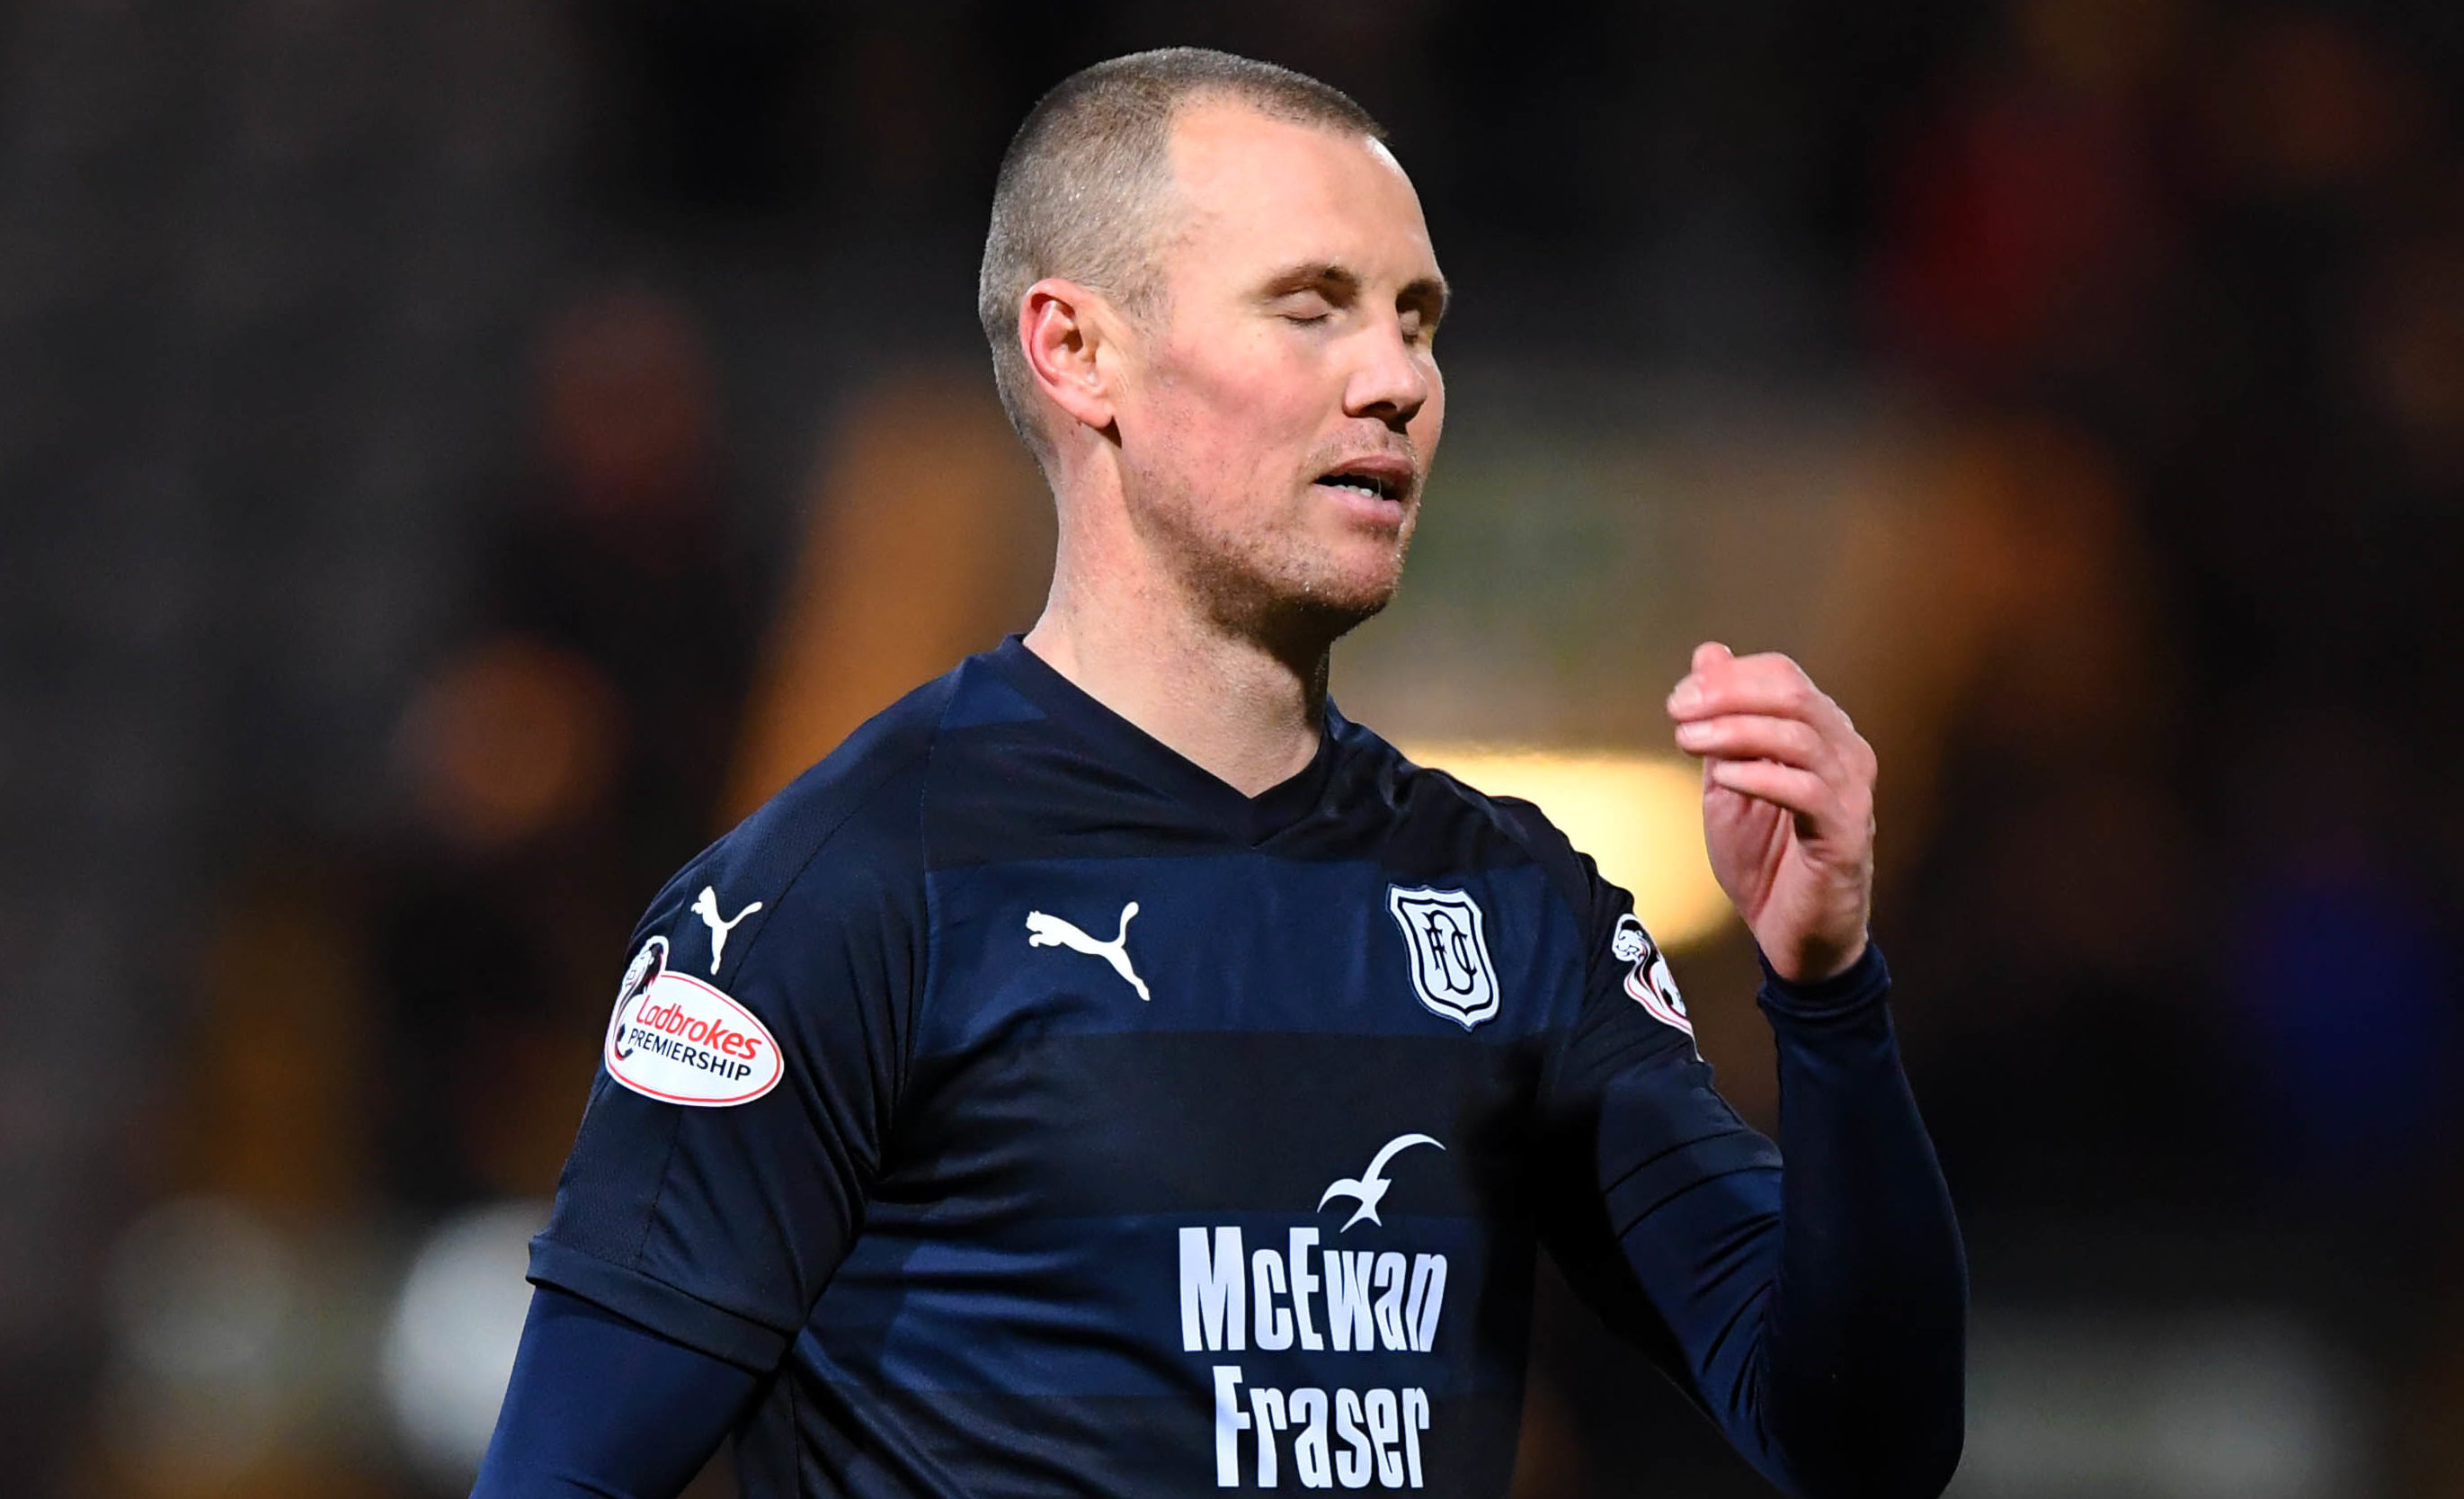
[[1151, 337, 1324, 468], [1411, 364, 1446, 451]]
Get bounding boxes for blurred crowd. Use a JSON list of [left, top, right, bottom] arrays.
[[7, 0, 2464, 1495], [1872, 0, 2464, 1223]]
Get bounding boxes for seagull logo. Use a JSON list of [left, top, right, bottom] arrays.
[[1025, 902, 1150, 1001], [1317, 1133, 1445, 1231], [692, 887, 762, 975]]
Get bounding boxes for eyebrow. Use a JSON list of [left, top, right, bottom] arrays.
[[1257, 260, 1451, 325]]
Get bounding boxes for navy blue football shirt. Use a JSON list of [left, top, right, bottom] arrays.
[[521, 636, 1961, 1497]]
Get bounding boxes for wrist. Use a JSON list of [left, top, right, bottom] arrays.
[[1760, 928, 1869, 986], [1757, 937, 1890, 1017]]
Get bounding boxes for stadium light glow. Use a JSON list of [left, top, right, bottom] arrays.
[[382, 1200, 548, 1486], [1398, 745, 1733, 951]]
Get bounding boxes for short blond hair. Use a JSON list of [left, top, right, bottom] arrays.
[[975, 48, 1385, 462]]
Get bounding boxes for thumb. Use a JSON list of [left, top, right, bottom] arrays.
[[1670, 641, 1735, 718]]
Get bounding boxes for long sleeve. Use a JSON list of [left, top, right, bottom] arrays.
[[1518, 808, 1967, 1499], [471, 1285, 760, 1499], [1599, 944, 1967, 1497]]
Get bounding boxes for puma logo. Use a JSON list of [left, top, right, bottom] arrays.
[[692, 886, 763, 974], [1024, 902, 1150, 1001]]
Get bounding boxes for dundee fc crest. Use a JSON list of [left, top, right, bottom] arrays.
[[1387, 885, 1500, 1029]]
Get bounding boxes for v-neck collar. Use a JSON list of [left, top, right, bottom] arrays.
[[987, 634, 1342, 845]]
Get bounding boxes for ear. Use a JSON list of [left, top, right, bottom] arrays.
[[1019, 278, 1120, 439]]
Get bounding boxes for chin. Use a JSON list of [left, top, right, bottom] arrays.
[[1158, 497, 1412, 647], [1276, 554, 1406, 639], [1313, 559, 1405, 617], [1187, 550, 1398, 651]]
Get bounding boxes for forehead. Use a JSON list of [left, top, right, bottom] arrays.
[[1160, 101, 1438, 284]]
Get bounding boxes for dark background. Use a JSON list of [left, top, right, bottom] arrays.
[[6, 1, 2463, 1495]]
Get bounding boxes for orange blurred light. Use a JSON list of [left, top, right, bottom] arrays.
[[1399, 745, 1732, 950]]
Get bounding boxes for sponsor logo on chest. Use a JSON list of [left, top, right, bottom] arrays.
[[1179, 1132, 1453, 1490]]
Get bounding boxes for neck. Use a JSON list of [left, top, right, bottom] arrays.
[[1024, 554, 1330, 799]]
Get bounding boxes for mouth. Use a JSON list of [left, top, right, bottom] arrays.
[[1312, 460, 1414, 505]]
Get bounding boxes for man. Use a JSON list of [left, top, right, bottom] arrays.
[[476, 48, 1965, 1499]]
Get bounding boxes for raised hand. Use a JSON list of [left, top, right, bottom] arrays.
[[1666, 642, 1876, 984]]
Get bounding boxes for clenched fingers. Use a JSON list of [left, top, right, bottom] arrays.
[[1702, 758, 1846, 827], [1669, 646, 1846, 731], [1667, 645, 1874, 781], [1671, 712, 1837, 776]]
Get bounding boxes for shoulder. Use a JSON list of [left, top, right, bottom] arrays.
[[1329, 717, 1602, 920], [636, 667, 960, 976]]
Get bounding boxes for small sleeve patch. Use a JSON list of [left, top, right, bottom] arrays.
[[1613, 914, 1694, 1040], [602, 936, 783, 1107]]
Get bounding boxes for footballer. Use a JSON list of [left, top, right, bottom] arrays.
[[475, 48, 1965, 1499]]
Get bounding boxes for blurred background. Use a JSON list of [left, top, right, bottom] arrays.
[[5, 0, 2463, 1495]]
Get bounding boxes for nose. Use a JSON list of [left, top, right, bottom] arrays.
[[1343, 315, 1431, 429]]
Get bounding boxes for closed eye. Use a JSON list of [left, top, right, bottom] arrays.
[[1273, 289, 1339, 325]]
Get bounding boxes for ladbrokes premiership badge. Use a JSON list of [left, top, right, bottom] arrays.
[[603, 935, 783, 1107], [1613, 913, 1692, 1042]]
